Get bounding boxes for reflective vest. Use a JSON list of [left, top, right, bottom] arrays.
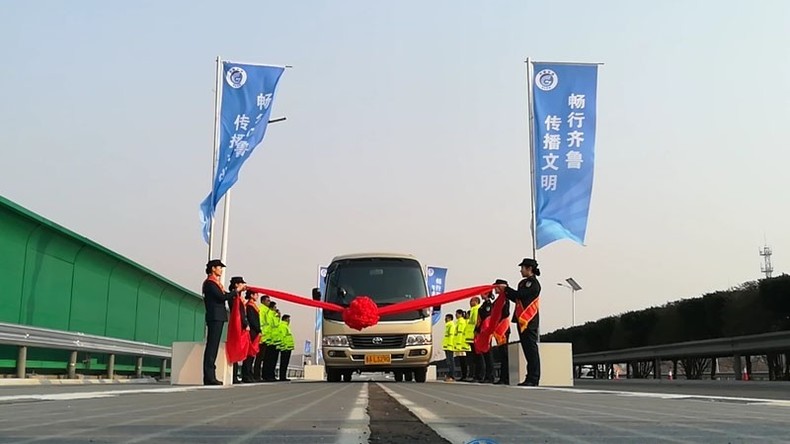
[[270, 316, 282, 347], [258, 305, 270, 343], [454, 318, 470, 352], [442, 321, 455, 351], [464, 305, 479, 343], [263, 309, 278, 344], [277, 323, 295, 351], [515, 298, 539, 333]]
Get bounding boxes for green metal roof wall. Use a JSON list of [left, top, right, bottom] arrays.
[[0, 194, 204, 346]]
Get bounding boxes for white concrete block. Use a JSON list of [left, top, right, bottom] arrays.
[[171, 342, 233, 386], [507, 341, 574, 387], [303, 364, 325, 381], [427, 365, 437, 381]]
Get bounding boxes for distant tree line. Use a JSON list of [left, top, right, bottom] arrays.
[[543, 274, 790, 379]]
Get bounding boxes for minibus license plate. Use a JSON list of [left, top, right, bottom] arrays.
[[365, 354, 391, 365]]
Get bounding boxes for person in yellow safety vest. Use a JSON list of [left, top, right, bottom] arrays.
[[275, 314, 295, 382], [442, 313, 456, 382], [453, 309, 470, 381], [464, 297, 480, 382], [254, 294, 272, 381], [262, 306, 280, 381]]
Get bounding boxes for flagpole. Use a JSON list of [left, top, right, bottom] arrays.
[[208, 56, 223, 262], [525, 58, 538, 259], [219, 191, 231, 282]]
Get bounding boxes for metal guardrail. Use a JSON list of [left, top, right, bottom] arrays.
[[2, 322, 307, 380], [0, 321, 171, 379], [573, 331, 790, 365], [0, 322, 171, 358]]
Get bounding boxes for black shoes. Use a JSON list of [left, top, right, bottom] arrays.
[[518, 380, 539, 387], [203, 380, 222, 386]]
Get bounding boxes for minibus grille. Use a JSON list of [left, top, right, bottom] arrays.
[[349, 335, 406, 349]]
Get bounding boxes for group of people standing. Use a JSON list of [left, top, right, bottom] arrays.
[[442, 289, 511, 384], [202, 259, 295, 385], [442, 258, 542, 387]]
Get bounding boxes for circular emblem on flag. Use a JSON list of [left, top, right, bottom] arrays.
[[320, 268, 327, 278], [427, 268, 434, 277], [535, 69, 558, 91], [226, 66, 247, 89]]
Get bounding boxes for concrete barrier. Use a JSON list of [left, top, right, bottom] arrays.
[[427, 365, 437, 381], [303, 364, 325, 381], [171, 342, 233, 386], [508, 342, 573, 387]]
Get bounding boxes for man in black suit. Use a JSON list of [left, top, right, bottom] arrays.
[[202, 259, 245, 385]]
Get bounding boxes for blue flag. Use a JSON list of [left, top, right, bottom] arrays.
[[199, 62, 285, 243], [426, 266, 447, 326], [531, 63, 598, 249]]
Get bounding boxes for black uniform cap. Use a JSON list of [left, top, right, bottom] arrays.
[[518, 258, 538, 268], [206, 259, 226, 268]]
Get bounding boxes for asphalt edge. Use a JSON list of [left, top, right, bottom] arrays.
[[0, 377, 159, 387]]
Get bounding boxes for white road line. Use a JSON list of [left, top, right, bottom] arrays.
[[378, 383, 476, 444], [392, 384, 594, 444], [0, 386, 211, 403], [532, 386, 790, 407], [335, 382, 370, 444]]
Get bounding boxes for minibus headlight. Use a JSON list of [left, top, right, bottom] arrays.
[[322, 335, 350, 347], [406, 334, 432, 346]]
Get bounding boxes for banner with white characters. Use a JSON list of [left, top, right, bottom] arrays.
[[199, 62, 285, 243], [531, 63, 598, 249], [426, 266, 447, 326]]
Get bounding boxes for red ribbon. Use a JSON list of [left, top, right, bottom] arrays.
[[226, 297, 250, 363], [247, 284, 495, 330], [247, 286, 344, 312], [474, 290, 507, 354]]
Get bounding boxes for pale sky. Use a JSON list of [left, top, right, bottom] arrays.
[[2, 0, 789, 349]]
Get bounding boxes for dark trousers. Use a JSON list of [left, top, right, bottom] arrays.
[[262, 344, 279, 380], [242, 356, 255, 381], [444, 350, 456, 378], [519, 328, 540, 384], [466, 343, 477, 379], [457, 354, 468, 379], [279, 350, 292, 381], [495, 343, 510, 383], [253, 345, 266, 380], [202, 321, 224, 383], [475, 350, 494, 381]]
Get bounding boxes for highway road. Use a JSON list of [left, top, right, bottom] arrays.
[[0, 377, 788, 443]]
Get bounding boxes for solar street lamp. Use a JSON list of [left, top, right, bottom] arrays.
[[557, 278, 582, 327]]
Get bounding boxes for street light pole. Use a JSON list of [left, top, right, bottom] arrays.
[[557, 278, 582, 327]]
